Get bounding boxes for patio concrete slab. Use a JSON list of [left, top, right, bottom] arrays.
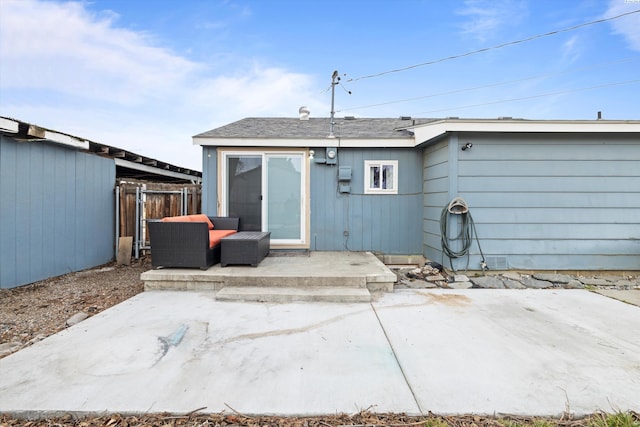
[[593, 289, 640, 307], [0, 291, 416, 416], [1, 289, 639, 417], [372, 289, 640, 415]]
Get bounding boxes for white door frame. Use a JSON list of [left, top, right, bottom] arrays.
[[218, 148, 310, 248]]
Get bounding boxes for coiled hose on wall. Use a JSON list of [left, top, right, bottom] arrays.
[[440, 197, 487, 273]]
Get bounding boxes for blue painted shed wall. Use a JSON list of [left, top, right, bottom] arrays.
[[310, 148, 423, 253], [0, 135, 115, 288], [424, 132, 640, 270]]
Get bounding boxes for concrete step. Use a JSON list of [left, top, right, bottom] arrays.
[[224, 275, 368, 288], [215, 286, 371, 303]]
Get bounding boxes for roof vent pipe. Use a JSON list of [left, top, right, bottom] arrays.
[[597, 111, 602, 120], [299, 106, 310, 120]]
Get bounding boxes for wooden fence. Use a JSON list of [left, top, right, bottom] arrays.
[[117, 181, 202, 240]]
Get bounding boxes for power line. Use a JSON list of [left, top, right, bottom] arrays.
[[409, 79, 640, 115], [337, 56, 639, 113], [347, 9, 640, 83]]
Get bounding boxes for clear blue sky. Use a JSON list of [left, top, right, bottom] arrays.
[[1, 0, 638, 170]]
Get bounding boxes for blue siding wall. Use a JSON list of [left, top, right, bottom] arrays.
[[422, 137, 451, 264], [0, 136, 115, 288], [310, 148, 423, 253], [202, 146, 218, 215], [202, 146, 423, 254], [426, 132, 640, 271]]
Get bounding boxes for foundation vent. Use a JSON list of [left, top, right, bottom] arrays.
[[485, 256, 508, 270]]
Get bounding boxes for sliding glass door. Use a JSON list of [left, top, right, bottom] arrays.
[[267, 155, 302, 241], [223, 151, 306, 245], [226, 155, 262, 231]]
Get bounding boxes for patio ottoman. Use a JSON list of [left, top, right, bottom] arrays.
[[221, 231, 271, 267]]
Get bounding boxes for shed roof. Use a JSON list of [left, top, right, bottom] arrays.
[[1, 116, 201, 183]]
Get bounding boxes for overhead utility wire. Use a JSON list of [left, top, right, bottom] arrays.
[[410, 79, 640, 115], [346, 9, 640, 82], [337, 56, 639, 113]]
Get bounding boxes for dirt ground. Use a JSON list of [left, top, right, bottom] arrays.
[[1, 261, 638, 426], [0, 258, 147, 356]]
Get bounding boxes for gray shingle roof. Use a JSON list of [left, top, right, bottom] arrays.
[[194, 117, 437, 139]]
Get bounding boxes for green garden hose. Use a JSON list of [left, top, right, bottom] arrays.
[[440, 200, 487, 273]]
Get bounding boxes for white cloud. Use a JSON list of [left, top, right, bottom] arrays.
[[561, 35, 584, 64], [0, 0, 324, 171], [606, 0, 640, 51], [456, 0, 528, 43], [190, 66, 326, 121], [0, 0, 200, 105]]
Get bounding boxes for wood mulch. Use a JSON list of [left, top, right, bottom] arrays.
[[3, 411, 637, 427]]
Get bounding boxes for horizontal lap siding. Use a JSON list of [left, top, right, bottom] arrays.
[[0, 136, 115, 289], [311, 148, 422, 254], [422, 139, 450, 263], [456, 133, 640, 270]]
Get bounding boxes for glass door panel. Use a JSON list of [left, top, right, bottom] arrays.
[[267, 155, 302, 241], [227, 155, 262, 231]]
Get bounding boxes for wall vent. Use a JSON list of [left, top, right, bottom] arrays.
[[485, 256, 508, 270]]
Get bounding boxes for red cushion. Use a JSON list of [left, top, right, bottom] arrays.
[[209, 230, 236, 248], [161, 214, 214, 230]]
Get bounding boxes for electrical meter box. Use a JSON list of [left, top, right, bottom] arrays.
[[326, 147, 338, 165], [338, 166, 352, 181]]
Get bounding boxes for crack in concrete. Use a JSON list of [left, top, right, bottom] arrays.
[[369, 302, 424, 415]]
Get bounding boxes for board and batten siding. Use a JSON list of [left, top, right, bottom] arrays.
[[0, 135, 116, 289], [310, 148, 423, 253], [426, 132, 640, 271]]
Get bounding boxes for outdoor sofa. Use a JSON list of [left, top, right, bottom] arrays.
[[148, 214, 239, 270]]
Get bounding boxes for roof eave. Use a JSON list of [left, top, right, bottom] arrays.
[[410, 119, 640, 145], [193, 136, 416, 148]]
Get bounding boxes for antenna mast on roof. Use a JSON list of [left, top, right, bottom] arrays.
[[329, 70, 339, 138], [328, 70, 351, 138]]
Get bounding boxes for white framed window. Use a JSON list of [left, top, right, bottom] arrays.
[[364, 160, 398, 194]]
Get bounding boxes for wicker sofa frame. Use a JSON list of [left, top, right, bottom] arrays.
[[148, 216, 239, 270]]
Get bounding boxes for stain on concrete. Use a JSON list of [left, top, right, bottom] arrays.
[[154, 324, 189, 365], [420, 292, 471, 307], [221, 308, 370, 344]]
